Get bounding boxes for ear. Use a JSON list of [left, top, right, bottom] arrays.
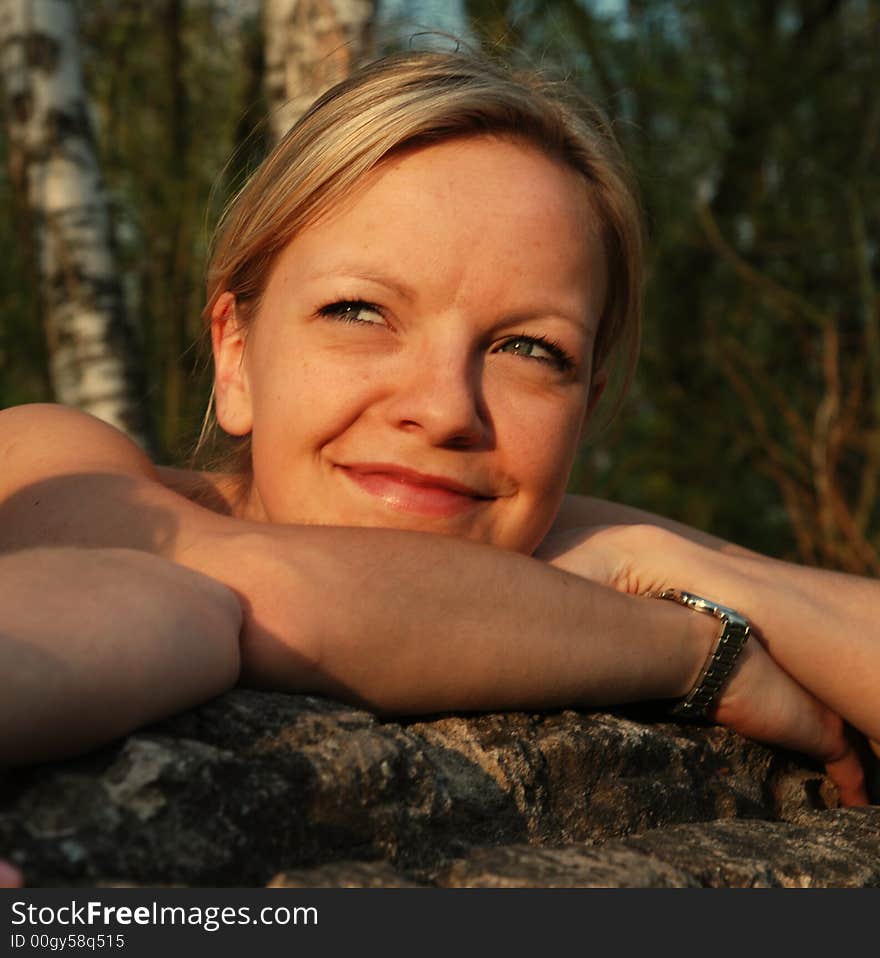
[[580, 369, 608, 438], [211, 291, 253, 437]]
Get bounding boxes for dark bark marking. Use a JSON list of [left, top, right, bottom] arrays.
[[22, 31, 60, 72], [7, 88, 32, 124]]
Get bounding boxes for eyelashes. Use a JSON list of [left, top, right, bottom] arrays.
[[494, 334, 575, 373], [317, 299, 386, 325], [317, 299, 577, 374]]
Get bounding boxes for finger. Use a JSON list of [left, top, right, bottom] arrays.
[[0, 858, 23, 887], [824, 745, 868, 807]]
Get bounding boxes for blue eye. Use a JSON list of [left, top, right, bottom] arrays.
[[318, 300, 385, 325], [496, 334, 575, 372]]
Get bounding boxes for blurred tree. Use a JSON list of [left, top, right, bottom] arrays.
[[0, 0, 156, 451], [0, 111, 47, 409], [77, 0, 256, 460], [264, 0, 376, 143]]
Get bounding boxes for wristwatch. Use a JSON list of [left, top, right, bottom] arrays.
[[652, 589, 752, 720]]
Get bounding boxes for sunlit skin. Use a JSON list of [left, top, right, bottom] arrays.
[[212, 136, 607, 555]]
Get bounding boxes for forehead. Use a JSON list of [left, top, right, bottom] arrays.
[[323, 134, 598, 246], [269, 135, 606, 326]]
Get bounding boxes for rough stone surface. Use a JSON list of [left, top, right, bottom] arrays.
[[1, 690, 877, 887]]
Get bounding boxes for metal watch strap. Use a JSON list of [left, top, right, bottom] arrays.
[[652, 589, 752, 720]]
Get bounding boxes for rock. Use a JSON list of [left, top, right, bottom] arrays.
[[0, 689, 875, 887], [429, 809, 880, 888], [616, 810, 880, 887], [435, 842, 699, 887], [269, 860, 423, 888]]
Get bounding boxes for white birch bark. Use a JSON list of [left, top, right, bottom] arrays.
[[0, 0, 154, 450], [264, 0, 376, 144]]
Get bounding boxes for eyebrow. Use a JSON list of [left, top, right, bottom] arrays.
[[503, 306, 597, 336], [309, 266, 418, 303], [309, 265, 596, 337]]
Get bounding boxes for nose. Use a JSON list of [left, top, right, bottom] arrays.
[[384, 345, 492, 449]]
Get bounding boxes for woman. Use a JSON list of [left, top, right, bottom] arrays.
[[0, 51, 874, 806]]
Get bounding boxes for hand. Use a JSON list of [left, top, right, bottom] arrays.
[[535, 524, 869, 806], [534, 522, 676, 595], [711, 635, 867, 806]]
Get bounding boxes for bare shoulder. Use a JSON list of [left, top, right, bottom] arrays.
[[0, 403, 154, 500]]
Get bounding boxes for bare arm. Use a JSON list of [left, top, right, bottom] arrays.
[[0, 406, 705, 712], [0, 546, 241, 767], [550, 493, 762, 556], [0, 404, 864, 803], [540, 494, 880, 744]]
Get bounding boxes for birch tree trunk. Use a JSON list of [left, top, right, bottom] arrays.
[[263, 0, 376, 144], [0, 0, 155, 451]]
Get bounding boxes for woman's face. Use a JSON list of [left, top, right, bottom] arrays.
[[213, 135, 607, 554]]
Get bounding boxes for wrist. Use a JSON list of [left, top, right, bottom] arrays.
[[639, 595, 719, 700], [677, 605, 723, 699], [653, 589, 753, 718]]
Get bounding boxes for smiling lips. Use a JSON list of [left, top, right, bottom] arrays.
[[339, 463, 496, 517]]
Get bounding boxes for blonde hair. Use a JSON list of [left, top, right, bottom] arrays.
[[198, 49, 644, 476]]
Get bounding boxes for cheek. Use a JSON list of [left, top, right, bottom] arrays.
[[500, 390, 586, 491], [492, 393, 585, 557], [247, 346, 324, 428], [243, 347, 314, 484], [248, 347, 384, 467]]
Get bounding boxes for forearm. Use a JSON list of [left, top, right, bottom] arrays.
[[548, 515, 880, 741], [0, 413, 854, 782], [191, 524, 714, 714], [548, 495, 880, 738], [0, 439, 711, 716], [674, 541, 880, 740], [0, 547, 242, 766], [551, 494, 762, 557]]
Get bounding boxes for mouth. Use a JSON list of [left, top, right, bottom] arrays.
[[337, 463, 496, 518]]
